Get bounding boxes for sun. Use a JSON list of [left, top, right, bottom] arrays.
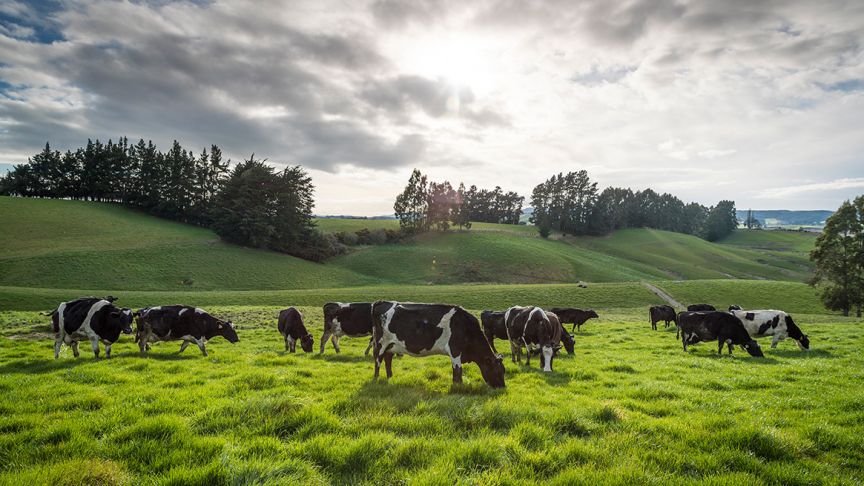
[[390, 31, 498, 94]]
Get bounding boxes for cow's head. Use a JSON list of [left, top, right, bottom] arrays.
[[479, 353, 506, 388], [742, 340, 764, 357], [109, 307, 135, 334], [300, 333, 314, 353], [586, 309, 599, 319], [218, 320, 239, 343], [784, 315, 809, 350], [728, 305, 742, 311]]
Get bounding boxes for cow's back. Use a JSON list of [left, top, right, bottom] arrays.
[[278, 307, 302, 335], [61, 298, 104, 334]]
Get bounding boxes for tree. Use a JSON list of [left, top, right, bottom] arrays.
[[743, 209, 762, 229], [394, 169, 428, 234], [702, 200, 737, 241], [810, 198, 864, 316]]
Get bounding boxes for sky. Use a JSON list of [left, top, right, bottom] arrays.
[[1, 0, 863, 215]]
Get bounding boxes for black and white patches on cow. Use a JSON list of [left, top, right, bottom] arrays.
[[372, 302, 505, 387], [648, 305, 677, 331], [549, 307, 599, 332], [321, 302, 374, 354], [135, 305, 238, 356], [52, 297, 134, 359], [728, 309, 810, 350], [277, 307, 314, 353], [485, 309, 574, 356], [677, 311, 764, 357], [504, 306, 562, 372]]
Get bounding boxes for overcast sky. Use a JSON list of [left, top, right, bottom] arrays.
[[1, 0, 863, 215]]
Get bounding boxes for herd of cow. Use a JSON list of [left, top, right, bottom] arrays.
[[47, 296, 809, 389]]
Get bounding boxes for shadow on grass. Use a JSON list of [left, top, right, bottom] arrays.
[[314, 353, 371, 364], [769, 348, 835, 359], [684, 351, 780, 365], [0, 356, 95, 374]]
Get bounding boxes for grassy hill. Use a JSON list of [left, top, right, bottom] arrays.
[[0, 197, 374, 291], [1, 197, 817, 292]]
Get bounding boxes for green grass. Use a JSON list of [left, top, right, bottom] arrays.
[[314, 218, 399, 233], [718, 229, 817, 253], [0, 307, 861, 484], [655, 280, 828, 315], [1, 198, 815, 291]]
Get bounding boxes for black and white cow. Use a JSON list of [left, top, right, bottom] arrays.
[[135, 305, 238, 356], [677, 311, 764, 357], [52, 297, 134, 359], [687, 304, 716, 312], [549, 307, 599, 332], [277, 307, 314, 353], [649, 305, 677, 331], [372, 301, 505, 387], [728, 308, 810, 350], [321, 302, 374, 355], [504, 306, 563, 371], [482, 309, 574, 355]]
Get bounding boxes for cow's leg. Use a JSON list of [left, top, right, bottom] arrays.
[[717, 338, 725, 355], [771, 334, 782, 349], [451, 355, 463, 384], [364, 337, 374, 356], [522, 338, 531, 367], [727, 342, 734, 354], [196, 338, 208, 356], [179, 340, 190, 353], [104, 343, 112, 359], [284, 335, 290, 352], [71, 340, 80, 358], [90, 338, 100, 358], [288, 336, 296, 353], [138, 336, 148, 354], [384, 352, 394, 379], [319, 330, 332, 354], [331, 335, 341, 353], [682, 334, 688, 352], [509, 340, 519, 363], [54, 335, 63, 359], [651, 320, 656, 331]]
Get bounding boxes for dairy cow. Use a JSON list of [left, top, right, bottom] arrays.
[[52, 297, 134, 359], [549, 308, 599, 332], [728, 308, 810, 350], [321, 302, 374, 354], [649, 305, 677, 331], [277, 307, 314, 353], [135, 305, 238, 356], [372, 301, 505, 387], [504, 306, 563, 372], [482, 310, 574, 355], [677, 311, 763, 357]]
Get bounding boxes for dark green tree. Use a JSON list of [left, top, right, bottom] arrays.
[[810, 198, 864, 316], [394, 169, 428, 234], [702, 200, 738, 241]]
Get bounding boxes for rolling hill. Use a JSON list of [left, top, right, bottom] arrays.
[[0, 197, 817, 292]]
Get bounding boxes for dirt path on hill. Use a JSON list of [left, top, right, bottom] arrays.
[[642, 282, 684, 309]]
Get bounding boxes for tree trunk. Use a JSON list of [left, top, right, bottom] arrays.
[[857, 304, 862, 318], [843, 307, 849, 317]]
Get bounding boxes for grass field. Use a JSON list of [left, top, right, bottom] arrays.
[[0, 307, 861, 485], [1, 197, 818, 291]]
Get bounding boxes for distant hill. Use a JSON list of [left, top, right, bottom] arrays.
[[748, 210, 833, 228], [1, 197, 817, 292]]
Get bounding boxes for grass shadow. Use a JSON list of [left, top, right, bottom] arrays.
[[770, 348, 835, 359], [0, 356, 98, 374]]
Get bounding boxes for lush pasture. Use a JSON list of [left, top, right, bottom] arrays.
[[2, 198, 815, 290], [0, 308, 861, 485]]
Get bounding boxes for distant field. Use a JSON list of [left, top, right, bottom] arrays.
[[655, 280, 828, 315], [314, 218, 399, 233], [0, 307, 860, 484], [718, 229, 817, 253]]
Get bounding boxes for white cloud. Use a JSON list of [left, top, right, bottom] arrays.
[[757, 178, 864, 199]]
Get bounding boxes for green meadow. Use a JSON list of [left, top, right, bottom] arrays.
[[1, 196, 861, 485], [0, 308, 861, 485]]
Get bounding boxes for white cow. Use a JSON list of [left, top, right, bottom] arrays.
[[728, 308, 810, 350]]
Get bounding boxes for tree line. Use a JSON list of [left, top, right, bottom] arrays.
[[393, 169, 524, 233], [530, 170, 738, 241], [810, 196, 864, 317], [0, 139, 332, 261]]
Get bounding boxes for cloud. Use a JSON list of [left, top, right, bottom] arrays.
[[757, 178, 864, 199], [0, 0, 863, 214]]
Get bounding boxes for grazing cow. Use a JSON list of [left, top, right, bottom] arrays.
[[677, 311, 763, 357], [483, 310, 574, 355], [728, 305, 742, 311], [728, 309, 810, 350], [135, 305, 238, 356], [52, 297, 134, 359], [649, 305, 677, 331], [321, 302, 375, 355], [372, 301, 505, 387], [504, 306, 563, 371], [277, 307, 314, 353], [687, 304, 716, 312], [549, 307, 599, 332]]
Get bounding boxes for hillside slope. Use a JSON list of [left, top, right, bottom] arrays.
[[1, 197, 815, 290], [0, 197, 373, 291]]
